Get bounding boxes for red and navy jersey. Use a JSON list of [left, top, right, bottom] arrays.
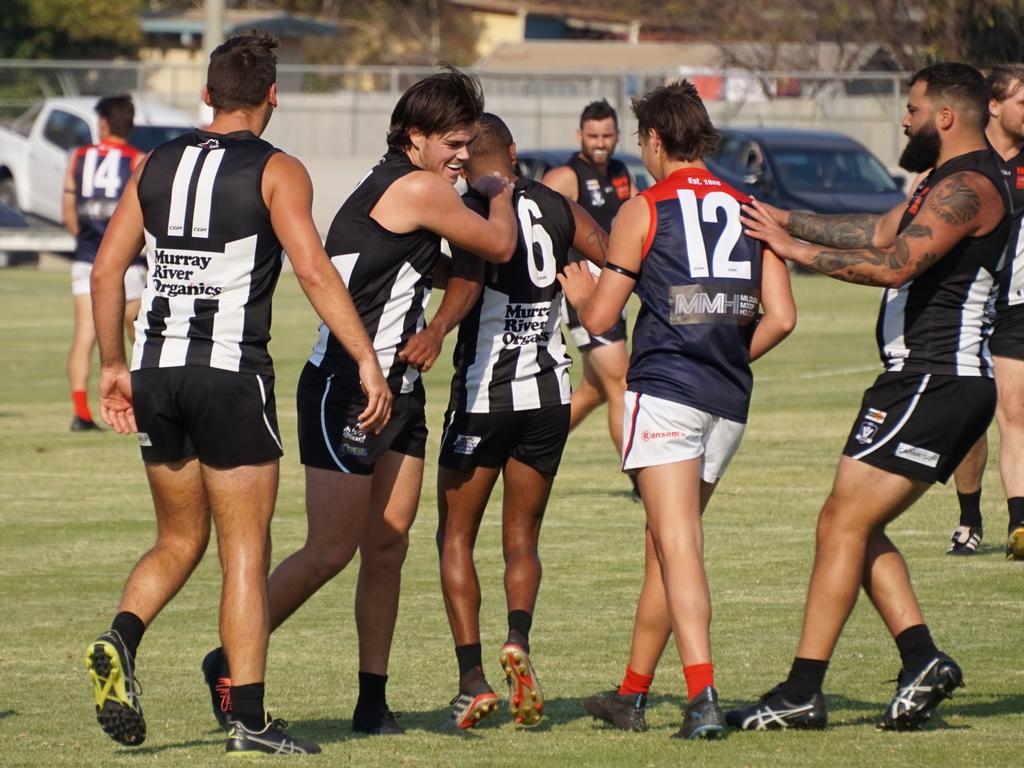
[[71, 139, 143, 263], [628, 167, 762, 423]]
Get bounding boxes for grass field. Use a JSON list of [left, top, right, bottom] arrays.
[[0, 268, 1020, 766]]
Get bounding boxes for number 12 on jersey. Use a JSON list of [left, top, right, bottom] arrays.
[[676, 189, 750, 280]]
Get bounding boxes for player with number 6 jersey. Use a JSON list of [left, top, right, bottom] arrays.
[[560, 81, 795, 740], [436, 113, 611, 730]]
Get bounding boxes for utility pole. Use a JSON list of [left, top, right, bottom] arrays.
[[203, 0, 226, 67]]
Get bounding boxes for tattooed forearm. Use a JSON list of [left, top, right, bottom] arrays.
[[928, 173, 981, 225], [810, 238, 943, 286], [585, 227, 609, 263], [788, 212, 879, 249]]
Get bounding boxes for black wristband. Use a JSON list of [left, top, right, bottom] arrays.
[[605, 262, 641, 281]]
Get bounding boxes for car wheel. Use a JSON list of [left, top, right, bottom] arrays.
[[0, 178, 17, 209]]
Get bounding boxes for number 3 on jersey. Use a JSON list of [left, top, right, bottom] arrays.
[[518, 195, 556, 288], [677, 189, 749, 280]]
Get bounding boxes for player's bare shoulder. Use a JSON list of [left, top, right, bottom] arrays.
[[541, 165, 578, 199], [926, 169, 1004, 234]]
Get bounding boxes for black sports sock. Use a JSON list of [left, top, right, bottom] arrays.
[[455, 643, 483, 678], [780, 657, 829, 702], [957, 490, 982, 528], [230, 682, 266, 731], [111, 611, 145, 661], [1007, 497, 1024, 531], [507, 610, 532, 653], [355, 671, 387, 713], [895, 624, 939, 676]]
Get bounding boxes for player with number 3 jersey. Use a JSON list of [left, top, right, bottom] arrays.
[[560, 81, 795, 740]]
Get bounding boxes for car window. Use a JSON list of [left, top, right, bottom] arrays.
[[11, 103, 42, 138], [128, 125, 192, 152], [771, 148, 899, 193], [517, 156, 550, 181], [710, 135, 747, 174], [42, 110, 92, 151]]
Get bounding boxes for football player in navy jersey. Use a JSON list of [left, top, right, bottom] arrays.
[[435, 113, 610, 729], [88, 34, 388, 755], [62, 95, 144, 432], [728, 63, 1009, 731], [947, 64, 1024, 558], [560, 81, 795, 739]]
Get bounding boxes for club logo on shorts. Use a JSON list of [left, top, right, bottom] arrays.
[[452, 434, 481, 455], [895, 442, 940, 468], [642, 430, 684, 442], [343, 425, 366, 443], [865, 408, 887, 424], [854, 422, 878, 445], [138, 432, 152, 447]]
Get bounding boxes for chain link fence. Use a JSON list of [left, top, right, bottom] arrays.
[[0, 59, 909, 167]]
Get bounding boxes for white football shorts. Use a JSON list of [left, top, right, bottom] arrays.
[[621, 390, 746, 482], [73, 261, 146, 300]]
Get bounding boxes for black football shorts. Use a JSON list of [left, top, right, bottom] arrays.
[[438, 404, 570, 476], [131, 366, 284, 468], [296, 362, 426, 476], [842, 371, 995, 484]]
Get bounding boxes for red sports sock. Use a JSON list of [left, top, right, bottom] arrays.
[[618, 666, 654, 696], [72, 390, 92, 421], [683, 663, 714, 700]]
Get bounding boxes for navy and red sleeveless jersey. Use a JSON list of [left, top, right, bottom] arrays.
[[627, 167, 763, 423], [71, 139, 143, 263]]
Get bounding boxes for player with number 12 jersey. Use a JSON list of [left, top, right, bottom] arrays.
[[561, 81, 795, 739]]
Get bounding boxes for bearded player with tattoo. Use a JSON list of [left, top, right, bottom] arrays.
[[727, 63, 1012, 733]]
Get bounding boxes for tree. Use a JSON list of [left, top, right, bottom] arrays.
[[0, 0, 141, 59]]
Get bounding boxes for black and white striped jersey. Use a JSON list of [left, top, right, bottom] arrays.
[[447, 177, 575, 413], [309, 150, 439, 394], [131, 130, 283, 375], [989, 143, 1024, 315], [876, 149, 1011, 377]]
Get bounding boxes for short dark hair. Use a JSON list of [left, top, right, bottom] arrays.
[[988, 63, 1024, 103], [386, 65, 484, 152], [95, 95, 133, 138], [909, 62, 988, 130], [631, 80, 719, 162], [471, 112, 514, 158], [580, 99, 617, 128], [206, 32, 278, 112]]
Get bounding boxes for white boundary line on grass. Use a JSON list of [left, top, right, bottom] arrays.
[[758, 364, 879, 382]]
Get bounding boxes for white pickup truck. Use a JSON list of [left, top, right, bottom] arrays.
[[0, 97, 193, 224]]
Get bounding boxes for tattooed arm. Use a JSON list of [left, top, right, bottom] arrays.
[[756, 190, 910, 249], [567, 198, 610, 267], [741, 170, 1005, 288]]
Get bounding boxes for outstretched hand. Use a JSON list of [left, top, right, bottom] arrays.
[[557, 261, 598, 310], [741, 198, 813, 267], [98, 366, 137, 434]]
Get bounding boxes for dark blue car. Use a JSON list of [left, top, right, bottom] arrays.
[[706, 127, 907, 214]]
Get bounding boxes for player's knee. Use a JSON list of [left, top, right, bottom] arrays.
[[158, 529, 209, 566], [998, 394, 1024, 428], [362, 531, 410, 571]]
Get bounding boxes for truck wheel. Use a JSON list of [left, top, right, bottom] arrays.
[[0, 178, 17, 210]]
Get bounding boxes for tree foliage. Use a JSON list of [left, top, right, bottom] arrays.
[[0, 0, 142, 59]]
